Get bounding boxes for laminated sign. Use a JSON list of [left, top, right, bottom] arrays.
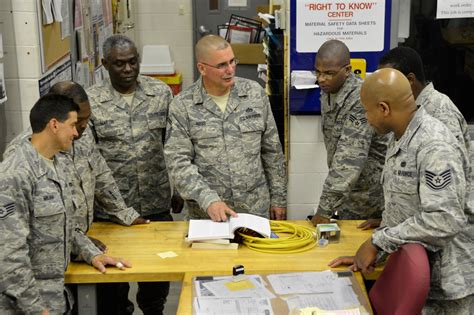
[[296, 0, 386, 52]]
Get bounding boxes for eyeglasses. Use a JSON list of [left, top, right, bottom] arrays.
[[200, 58, 239, 70], [315, 64, 349, 80]]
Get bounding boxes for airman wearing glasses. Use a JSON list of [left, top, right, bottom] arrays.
[[164, 34, 287, 222], [310, 40, 389, 227]]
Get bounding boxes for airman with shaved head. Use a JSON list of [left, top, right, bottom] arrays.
[[330, 68, 473, 314], [165, 34, 287, 222], [311, 40, 388, 226]]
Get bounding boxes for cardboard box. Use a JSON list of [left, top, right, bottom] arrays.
[[231, 44, 266, 64]]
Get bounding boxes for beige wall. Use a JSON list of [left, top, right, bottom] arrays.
[[0, 0, 327, 220]]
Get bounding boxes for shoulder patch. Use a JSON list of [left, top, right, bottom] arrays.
[[0, 203, 15, 219], [425, 169, 452, 191], [348, 114, 366, 127]]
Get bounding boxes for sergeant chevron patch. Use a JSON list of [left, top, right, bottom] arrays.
[[425, 169, 452, 191], [0, 203, 15, 219], [348, 114, 367, 127]]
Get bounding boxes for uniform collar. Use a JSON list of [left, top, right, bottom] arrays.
[[96, 75, 156, 103], [387, 107, 425, 157], [19, 139, 60, 181], [322, 72, 361, 109], [192, 76, 248, 106], [415, 82, 434, 106]]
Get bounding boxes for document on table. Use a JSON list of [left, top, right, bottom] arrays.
[[193, 297, 274, 315], [267, 271, 352, 295], [197, 275, 275, 299], [285, 287, 360, 311]]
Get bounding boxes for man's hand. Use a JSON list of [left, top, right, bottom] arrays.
[[42, 309, 50, 315], [328, 256, 355, 268], [88, 236, 107, 253], [357, 218, 382, 230], [353, 238, 379, 273], [270, 206, 287, 220], [207, 201, 237, 222], [171, 194, 184, 214], [91, 254, 132, 274], [310, 214, 331, 226], [131, 217, 150, 225]]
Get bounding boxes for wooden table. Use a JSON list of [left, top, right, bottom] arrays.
[[65, 220, 379, 314]]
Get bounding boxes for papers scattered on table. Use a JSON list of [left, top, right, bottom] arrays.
[[194, 297, 274, 315], [297, 306, 362, 315], [156, 251, 178, 259], [195, 275, 274, 298], [193, 275, 275, 315], [267, 270, 351, 295], [193, 271, 365, 315]]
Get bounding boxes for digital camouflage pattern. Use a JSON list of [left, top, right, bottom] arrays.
[[87, 75, 173, 217], [0, 140, 101, 314], [319, 72, 388, 219], [164, 77, 287, 219], [372, 108, 473, 301], [417, 82, 471, 156], [3, 127, 140, 232]]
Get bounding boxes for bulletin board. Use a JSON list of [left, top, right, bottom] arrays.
[[289, 0, 393, 114], [41, 21, 71, 72]]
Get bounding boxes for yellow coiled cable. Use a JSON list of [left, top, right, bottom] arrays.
[[237, 221, 317, 254]]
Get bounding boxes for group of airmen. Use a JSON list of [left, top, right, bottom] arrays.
[[0, 32, 472, 314]]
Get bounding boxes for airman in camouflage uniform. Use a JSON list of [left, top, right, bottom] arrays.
[[332, 69, 473, 314], [379, 46, 471, 156], [87, 35, 173, 315], [312, 40, 388, 225], [164, 35, 287, 221], [87, 74, 173, 218], [3, 82, 143, 254], [0, 95, 105, 314]]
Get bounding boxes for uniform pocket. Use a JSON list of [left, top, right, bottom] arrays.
[[240, 122, 264, 155], [94, 120, 126, 139]]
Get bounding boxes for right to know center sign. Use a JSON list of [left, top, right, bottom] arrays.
[[296, 0, 386, 53]]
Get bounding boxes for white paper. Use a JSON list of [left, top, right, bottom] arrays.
[[157, 251, 178, 259], [229, 28, 252, 44], [291, 70, 318, 89], [267, 271, 351, 295], [436, 0, 474, 19], [52, 0, 64, 22], [0, 63, 7, 104], [202, 277, 275, 299], [0, 33, 3, 58], [60, 0, 71, 39], [286, 288, 359, 311], [42, 0, 54, 24], [194, 297, 273, 315], [228, 0, 248, 7], [194, 275, 268, 298]]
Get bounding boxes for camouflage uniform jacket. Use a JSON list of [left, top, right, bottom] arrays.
[[164, 77, 287, 219], [372, 108, 473, 300], [3, 128, 140, 232], [0, 140, 101, 314], [416, 82, 471, 155], [87, 75, 173, 216], [319, 72, 388, 219]]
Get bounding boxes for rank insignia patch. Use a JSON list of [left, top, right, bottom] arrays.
[[0, 203, 15, 219], [425, 169, 452, 191]]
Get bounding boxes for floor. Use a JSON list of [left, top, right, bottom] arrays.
[[129, 281, 182, 315]]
